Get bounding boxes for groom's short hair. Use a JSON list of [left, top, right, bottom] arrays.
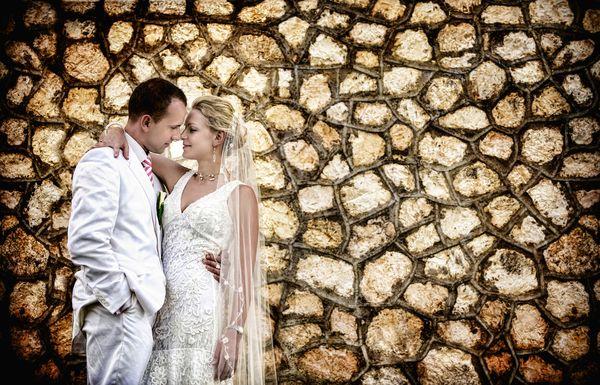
[[128, 78, 187, 122]]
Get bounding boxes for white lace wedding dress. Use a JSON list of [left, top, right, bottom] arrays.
[[142, 170, 240, 385]]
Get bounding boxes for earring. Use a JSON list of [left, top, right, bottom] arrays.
[[212, 146, 216, 163]]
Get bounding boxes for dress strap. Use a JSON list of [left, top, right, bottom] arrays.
[[171, 169, 195, 195]]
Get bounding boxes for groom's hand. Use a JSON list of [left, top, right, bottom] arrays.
[[203, 252, 222, 282]]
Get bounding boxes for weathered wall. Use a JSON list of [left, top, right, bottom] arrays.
[[0, 0, 599, 384]]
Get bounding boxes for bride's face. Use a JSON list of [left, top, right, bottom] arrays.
[[181, 109, 217, 161]]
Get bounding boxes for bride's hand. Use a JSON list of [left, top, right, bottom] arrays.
[[212, 328, 242, 381], [203, 251, 223, 282], [95, 124, 129, 159]]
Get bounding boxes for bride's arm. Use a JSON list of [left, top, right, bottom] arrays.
[[148, 153, 189, 193]]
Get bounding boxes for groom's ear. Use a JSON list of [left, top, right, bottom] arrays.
[[140, 114, 152, 132]]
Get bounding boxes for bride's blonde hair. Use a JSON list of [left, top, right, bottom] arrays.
[[190, 95, 246, 147]]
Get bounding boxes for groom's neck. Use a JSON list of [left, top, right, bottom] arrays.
[[124, 121, 150, 154]]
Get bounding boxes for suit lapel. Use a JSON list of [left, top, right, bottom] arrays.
[[128, 151, 161, 253]]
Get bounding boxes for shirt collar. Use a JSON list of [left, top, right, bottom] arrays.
[[125, 132, 149, 161]]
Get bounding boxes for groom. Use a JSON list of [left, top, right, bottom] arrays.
[[68, 78, 188, 385]]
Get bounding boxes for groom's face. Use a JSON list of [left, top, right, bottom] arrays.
[[144, 98, 187, 153]]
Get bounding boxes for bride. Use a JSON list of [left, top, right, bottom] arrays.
[[100, 95, 276, 384]]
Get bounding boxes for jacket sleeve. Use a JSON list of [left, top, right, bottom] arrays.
[[67, 149, 131, 314]]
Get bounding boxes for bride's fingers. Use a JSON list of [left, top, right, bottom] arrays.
[[123, 142, 129, 159]]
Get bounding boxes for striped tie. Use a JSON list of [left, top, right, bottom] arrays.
[[142, 157, 153, 183]]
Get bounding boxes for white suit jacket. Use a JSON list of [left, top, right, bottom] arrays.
[[68, 135, 165, 344]]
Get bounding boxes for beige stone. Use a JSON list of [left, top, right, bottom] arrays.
[[406, 223, 440, 254], [283, 140, 319, 172], [278, 17, 309, 49], [437, 319, 486, 350], [296, 254, 354, 297], [419, 167, 451, 200], [330, 308, 357, 343], [510, 216, 547, 247], [64, 19, 96, 40], [392, 29, 432, 62], [570, 117, 600, 145], [559, 153, 600, 178], [398, 198, 433, 228], [418, 346, 481, 385], [10, 327, 44, 361], [453, 162, 501, 197], [354, 102, 392, 126], [0, 118, 27, 146], [396, 98, 430, 130], [194, 0, 234, 15], [532, 86, 571, 117], [444, 0, 481, 13], [372, 0, 406, 21], [424, 76, 463, 111], [551, 326, 590, 361], [361, 251, 412, 305], [510, 304, 548, 351], [64, 42, 110, 83], [466, 233, 497, 257], [26, 179, 63, 227], [583, 9, 600, 33], [404, 281, 448, 316], [437, 22, 476, 53], [0, 227, 49, 277], [382, 164, 415, 191], [311, 121, 340, 151], [63, 88, 104, 126], [63, 131, 96, 167], [383, 67, 425, 96], [467, 61, 506, 101], [26, 72, 63, 119], [107, 21, 133, 53], [9, 281, 48, 323], [438, 106, 489, 132], [510, 61, 545, 85], [493, 32, 537, 61], [544, 227, 599, 277], [302, 218, 344, 250], [277, 323, 321, 352], [484, 195, 520, 228], [440, 207, 480, 239], [424, 247, 472, 282], [148, 0, 186, 15], [355, 50, 379, 68], [527, 179, 572, 227], [299, 74, 331, 112], [238, 34, 284, 65], [409, 2, 447, 25], [259, 199, 299, 240], [349, 23, 387, 46], [418, 132, 467, 167], [529, 0, 574, 25], [562, 74, 593, 106], [265, 104, 305, 133], [104, 73, 132, 112], [452, 284, 480, 316], [255, 156, 286, 190], [283, 290, 323, 317], [350, 131, 385, 167], [6, 75, 34, 107], [544, 280, 589, 322], [298, 185, 334, 213], [479, 131, 513, 160], [481, 5, 524, 24], [507, 164, 532, 191], [238, 0, 287, 23], [347, 216, 395, 259], [309, 34, 347, 66], [478, 249, 539, 297], [389, 124, 413, 151], [317, 9, 350, 29], [366, 308, 424, 363], [0, 153, 36, 179], [5, 41, 42, 70], [320, 154, 350, 181], [339, 71, 377, 95], [298, 346, 359, 383], [340, 172, 392, 217], [492, 92, 526, 129]]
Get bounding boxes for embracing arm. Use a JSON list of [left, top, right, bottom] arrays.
[[67, 149, 131, 314], [149, 153, 189, 193]]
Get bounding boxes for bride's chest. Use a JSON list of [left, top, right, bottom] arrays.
[[163, 194, 232, 238]]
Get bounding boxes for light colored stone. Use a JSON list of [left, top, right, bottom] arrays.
[[437, 22, 476, 53], [0, 227, 49, 277], [484, 196, 520, 228], [330, 308, 357, 343], [354, 102, 393, 126], [392, 29, 432, 62], [366, 308, 424, 363], [492, 92, 526, 129], [389, 124, 413, 151], [26, 72, 63, 119], [298, 185, 334, 213], [453, 162, 501, 197], [0, 153, 36, 179], [129, 55, 158, 83], [259, 199, 299, 240], [311, 121, 340, 151], [532, 86, 571, 117], [169, 23, 199, 46], [26, 180, 62, 227], [510, 304, 548, 350], [277, 69, 292, 98], [107, 21, 133, 53], [418, 132, 467, 167], [574, 189, 600, 209], [194, 0, 234, 15], [339, 71, 377, 95], [420, 167, 451, 200], [278, 323, 321, 352], [159, 48, 185, 73], [438, 106, 489, 132], [238, 0, 286, 23], [444, 0, 481, 13], [527, 179, 572, 227], [418, 346, 481, 385], [283, 290, 323, 317], [424, 247, 472, 282], [299, 74, 331, 112], [355, 50, 379, 68], [32, 126, 66, 166], [406, 223, 440, 254], [479, 131, 513, 160], [347, 216, 395, 260], [350, 131, 385, 167], [493, 32, 537, 61], [438, 52, 477, 69], [466, 234, 497, 257], [64, 42, 110, 83], [383, 67, 424, 96], [529, 0, 574, 26], [237, 68, 269, 97], [404, 281, 448, 316], [283, 140, 319, 172], [321, 154, 350, 181], [103, 73, 132, 112], [296, 255, 354, 297], [104, 0, 137, 15], [540, 33, 563, 56], [302, 219, 344, 250], [559, 153, 600, 178], [510, 61, 545, 86], [510, 216, 547, 247], [467, 61, 506, 101], [482, 5, 524, 24], [317, 9, 350, 29], [452, 284, 480, 316], [440, 207, 480, 239], [340, 171, 392, 217], [372, 0, 406, 21], [424, 76, 463, 111], [6, 75, 34, 107], [478, 249, 539, 297], [64, 19, 96, 40], [479, 298, 510, 333], [0, 118, 27, 146], [349, 22, 387, 46], [361, 251, 412, 305], [396, 98, 430, 130], [326, 102, 349, 123], [398, 197, 433, 228], [265, 104, 305, 133], [551, 326, 590, 361], [437, 319, 486, 350], [298, 346, 359, 383], [9, 281, 48, 323], [206, 24, 232, 44], [562, 74, 593, 106], [507, 164, 532, 191], [63, 88, 104, 126], [409, 2, 447, 25], [552, 39, 595, 68], [278, 17, 310, 49], [382, 164, 415, 191], [309, 34, 347, 66], [255, 156, 286, 190], [544, 227, 599, 277], [569, 116, 599, 145], [545, 280, 589, 322]]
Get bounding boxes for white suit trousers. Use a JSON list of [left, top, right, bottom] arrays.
[[82, 297, 153, 385]]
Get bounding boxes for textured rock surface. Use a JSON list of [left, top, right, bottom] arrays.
[[1, 1, 599, 383]]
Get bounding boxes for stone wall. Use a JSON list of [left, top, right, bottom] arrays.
[[0, 0, 598, 384]]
